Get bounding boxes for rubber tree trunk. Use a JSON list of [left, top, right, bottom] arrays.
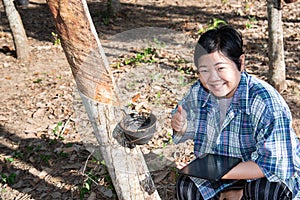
[[267, 0, 287, 92], [46, 0, 161, 199], [3, 0, 29, 60]]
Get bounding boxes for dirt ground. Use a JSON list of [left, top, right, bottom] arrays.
[[0, 0, 299, 199]]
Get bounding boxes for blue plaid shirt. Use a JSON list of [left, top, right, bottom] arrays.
[[173, 72, 300, 199]]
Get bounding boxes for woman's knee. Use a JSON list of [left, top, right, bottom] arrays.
[[176, 175, 203, 200], [243, 178, 292, 200]]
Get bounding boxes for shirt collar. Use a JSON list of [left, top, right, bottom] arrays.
[[231, 71, 250, 115]]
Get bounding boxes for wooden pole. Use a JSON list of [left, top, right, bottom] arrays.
[[46, 0, 161, 199]]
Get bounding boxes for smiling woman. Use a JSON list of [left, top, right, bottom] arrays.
[[171, 25, 300, 200]]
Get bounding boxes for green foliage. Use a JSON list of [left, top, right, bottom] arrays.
[[65, 143, 73, 148], [125, 48, 157, 65], [292, 86, 300, 96], [178, 75, 188, 87], [1, 173, 17, 185], [175, 58, 189, 64], [104, 174, 114, 190], [12, 151, 24, 159], [53, 121, 63, 135], [52, 121, 65, 142], [244, 2, 252, 11], [79, 169, 112, 199], [26, 145, 41, 152], [220, 0, 228, 4], [80, 178, 92, 199], [5, 157, 14, 163], [100, 159, 106, 166], [167, 131, 173, 144], [113, 47, 158, 68], [51, 32, 61, 46], [112, 46, 196, 81], [178, 65, 195, 75], [58, 151, 68, 158], [198, 18, 228, 34], [163, 131, 173, 148], [33, 78, 42, 83], [102, 15, 110, 25], [245, 16, 257, 29], [156, 91, 161, 98], [39, 154, 52, 165], [171, 167, 180, 178], [79, 159, 113, 199]]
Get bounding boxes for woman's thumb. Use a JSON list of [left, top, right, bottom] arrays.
[[177, 105, 187, 118], [177, 105, 183, 114]]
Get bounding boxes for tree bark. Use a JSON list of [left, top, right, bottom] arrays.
[[46, 0, 161, 199], [3, 0, 29, 60], [267, 0, 287, 92]]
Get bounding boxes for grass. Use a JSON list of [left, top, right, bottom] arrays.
[[198, 18, 228, 34], [245, 16, 258, 29]]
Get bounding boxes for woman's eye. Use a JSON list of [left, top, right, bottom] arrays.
[[199, 69, 208, 73], [217, 66, 225, 71]]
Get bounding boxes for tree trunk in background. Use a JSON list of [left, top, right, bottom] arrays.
[[108, 0, 121, 15], [267, 0, 287, 92], [3, 0, 29, 60], [46, 0, 161, 199]]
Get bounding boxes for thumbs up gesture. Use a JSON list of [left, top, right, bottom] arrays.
[[171, 105, 187, 135]]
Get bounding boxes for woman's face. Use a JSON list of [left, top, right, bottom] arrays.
[[197, 51, 244, 98]]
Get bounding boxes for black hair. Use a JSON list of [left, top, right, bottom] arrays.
[[194, 25, 244, 71]]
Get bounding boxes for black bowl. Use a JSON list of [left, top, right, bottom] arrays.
[[119, 113, 156, 145]]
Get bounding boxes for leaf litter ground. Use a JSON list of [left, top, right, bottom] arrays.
[[0, 0, 299, 199]]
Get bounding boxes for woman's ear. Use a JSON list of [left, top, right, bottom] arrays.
[[240, 54, 245, 72]]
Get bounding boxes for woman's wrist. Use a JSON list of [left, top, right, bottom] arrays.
[[173, 119, 187, 136]]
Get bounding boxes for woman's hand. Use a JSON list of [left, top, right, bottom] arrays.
[[171, 105, 187, 135], [221, 161, 264, 180], [175, 161, 187, 170]]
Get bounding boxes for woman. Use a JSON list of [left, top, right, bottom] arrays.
[[171, 25, 300, 200]]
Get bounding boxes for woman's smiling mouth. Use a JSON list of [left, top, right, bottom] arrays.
[[208, 82, 226, 90]]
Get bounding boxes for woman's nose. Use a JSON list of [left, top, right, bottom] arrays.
[[208, 70, 221, 81]]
